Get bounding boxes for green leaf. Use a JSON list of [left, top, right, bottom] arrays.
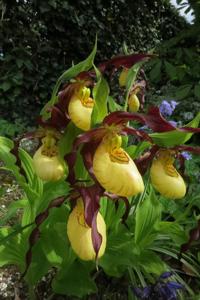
[[164, 61, 177, 81], [41, 37, 97, 119], [19, 148, 43, 196], [0, 139, 43, 214], [155, 221, 187, 245], [52, 260, 97, 297], [0, 82, 11, 92], [0, 223, 34, 246], [25, 239, 51, 285], [91, 66, 109, 125], [0, 227, 26, 268], [108, 95, 122, 112], [58, 122, 81, 157], [135, 188, 161, 246], [149, 112, 200, 147], [100, 226, 135, 277], [36, 180, 69, 213], [75, 151, 89, 180], [40, 205, 70, 266], [41, 223, 68, 266], [149, 60, 162, 82], [194, 84, 200, 99], [125, 145, 137, 158], [0, 137, 25, 184], [103, 200, 127, 231], [0, 136, 14, 148], [176, 65, 187, 81], [176, 84, 192, 100], [16, 59, 24, 68], [138, 250, 166, 275], [126, 141, 151, 160]]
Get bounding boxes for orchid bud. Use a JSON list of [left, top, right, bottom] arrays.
[[128, 94, 140, 112], [93, 134, 144, 197], [150, 150, 186, 199], [67, 199, 106, 260], [119, 68, 129, 87], [33, 136, 65, 181], [68, 86, 94, 131]]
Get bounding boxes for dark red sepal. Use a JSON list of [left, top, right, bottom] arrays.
[[177, 153, 186, 177], [10, 132, 36, 181], [75, 71, 96, 83], [173, 145, 200, 155], [58, 82, 81, 111], [98, 53, 154, 72], [141, 107, 200, 134], [37, 105, 70, 130], [122, 126, 152, 143], [103, 111, 146, 126], [81, 142, 100, 182], [77, 185, 105, 259], [144, 106, 176, 132], [65, 128, 105, 185], [104, 107, 200, 135], [135, 145, 159, 175]]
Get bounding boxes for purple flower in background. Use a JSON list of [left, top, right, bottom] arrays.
[[132, 272, 183, 300], [181, 151, 192, 160], [159, 100, 178, 117]]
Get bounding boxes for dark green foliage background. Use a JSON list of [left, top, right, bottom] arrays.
[[0, 0, 187, 129]]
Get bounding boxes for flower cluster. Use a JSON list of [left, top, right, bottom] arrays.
[[16, 51, 200, 277]]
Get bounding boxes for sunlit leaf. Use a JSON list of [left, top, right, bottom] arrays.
[[138, 250, 166, 275]]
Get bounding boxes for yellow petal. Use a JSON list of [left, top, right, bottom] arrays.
[[93, 142, 144, 197], [68, 95, 94, 131], [67, 199, 106, 261], [150, 158, 186, 199], [33, 147, 65, 181], [128, 94, 140, 112]]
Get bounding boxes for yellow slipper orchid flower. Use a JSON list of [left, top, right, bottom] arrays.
[[119, 67, 129, 87], [68, 86, 94, 131], [33, 136, 65, 181], [150, 150, 186, 199], [67, 199, 106, 261], [128, 94, 140, 112], [93, 134, 144, 197]]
